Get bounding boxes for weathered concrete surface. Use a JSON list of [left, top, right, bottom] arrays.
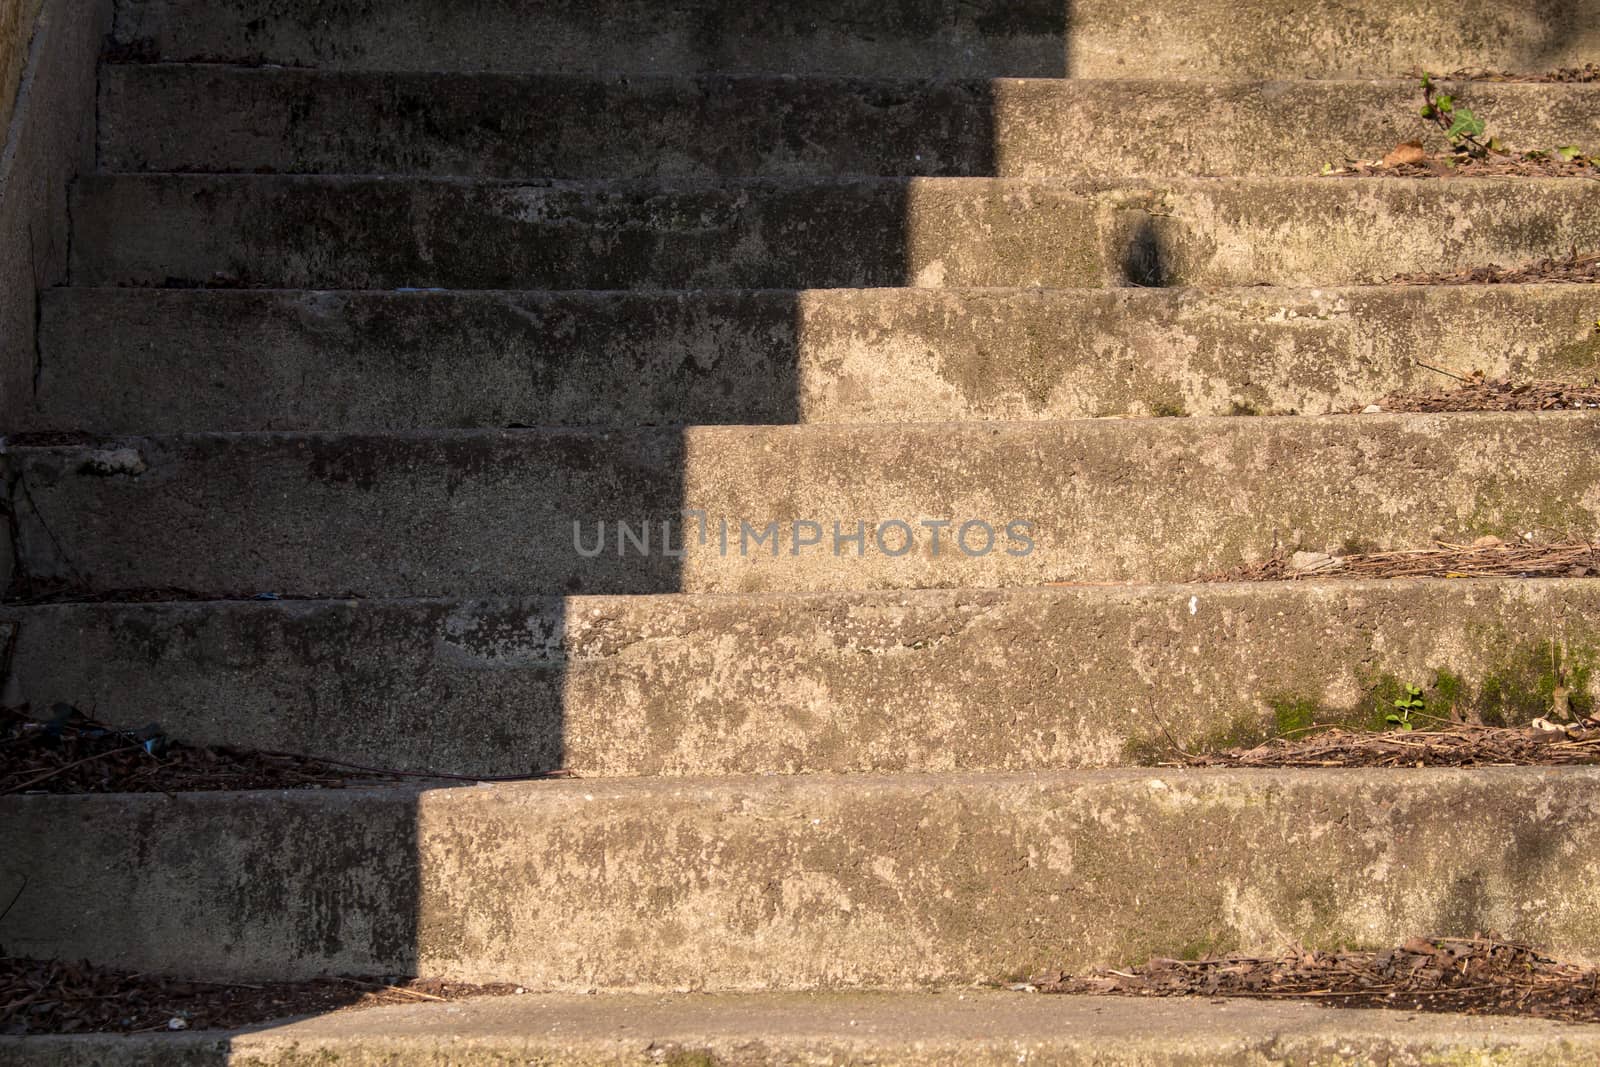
[[30, 285, 1600, 432], [2, 580, 1597, 777], [0, 0, 43, 134], [66, 175, 1600, 291], [97, 68, 1600, 180], [107, 0, 1600, 78], [9, 993, 1600, 1067], [0, 0, 109, 429], [6, 415, 1599, 597], [6, 769, 1600, 984]]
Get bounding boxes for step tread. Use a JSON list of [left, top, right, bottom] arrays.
[[7, 990, 1600, 1065], [7, 767, 1600, 984], [3, 578, 1596, 777], [66, 173, 1600, 290], [97, 65, 1600, 179], [29, 284, 1600, 433], [7, 413, 1598, 597], [107, 0, 1600, 78]]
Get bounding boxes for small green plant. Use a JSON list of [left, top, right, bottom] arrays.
[[1326, 74, 1599, 175], [1418, 73, 1596, 167], [1385, 684, 1425, 731], [1419, 73, 1495, 157]]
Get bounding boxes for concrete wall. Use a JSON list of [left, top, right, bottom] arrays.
[[0, 0, 109, 430]]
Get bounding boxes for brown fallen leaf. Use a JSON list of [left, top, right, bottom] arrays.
[[1383, 140, 1429, 167]]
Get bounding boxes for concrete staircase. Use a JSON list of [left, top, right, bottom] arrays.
[[4, 0, 1600, 1059]]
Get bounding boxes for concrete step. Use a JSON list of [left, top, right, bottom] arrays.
[[6, 768, 1600, 984], [67, 174, 1600, 291], [97, 67, 1600, 180], [108, 0, 1600, 78], [2, 580, 1595, 777], [29, 285, 1600, 433], [10, 992, 1600, 1066], [7, 415, 1599, 598]]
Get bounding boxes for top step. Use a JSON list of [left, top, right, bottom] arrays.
[[110, 0, 1600, 79]]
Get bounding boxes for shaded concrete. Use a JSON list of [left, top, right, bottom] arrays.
[[8, 991, 1600, 1065], [108, 0, 1074, 78], [6, 414, 1600, 597], [97, 68, 1600, 180], [11, 0, 1599, 1043], [5, 769, 1600, 984], [0, 787, 423, 981], [0, 0, 109, 429], [28, 284, 1600, 432], [1, 579, 1596, 777], [66, 175, 1600, 290], [107, 0, 1600, 78]]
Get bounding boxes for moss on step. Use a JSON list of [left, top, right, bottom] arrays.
[[1550, 327, 1600, 371], [1126, 637, 1599, 764], [1473, 640, 1596, 725]]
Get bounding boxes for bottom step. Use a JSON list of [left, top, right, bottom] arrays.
[[5, 992, 1599, 1066], [6, 769, 1600, 985]]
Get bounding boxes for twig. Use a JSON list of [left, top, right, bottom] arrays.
[[255, 750, 577, 784], [1413, 358, 1475, 383], [1145, 705, 1199, 761], [0, 874, 26, 926], [329, 977, 446, 1002], [1245, 983, 1504, 1000], [2, 745, 143, 794]]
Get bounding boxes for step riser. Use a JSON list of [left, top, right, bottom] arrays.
[[31, 286, 1600, 433], [9, 417, 1599, 597], [97, 69, 1600, 180], [7, 770, 1600, 984], [110, 0, 1600, 78], [3, 582, 1597, 777], [68, 176, 1600, 290]]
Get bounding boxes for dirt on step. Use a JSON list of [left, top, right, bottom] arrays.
[[1387, 249, 1600, 285], [1361, 378, 1600, 413], [1411, 64, 1600, 83], [1170, 720, 1600, 769], [0, 431, 105, 448], [0, 956, 520, 1035], [1202, 539, 1599, 583], [1325, 153, 1599, 179], [0, 706, 570, 795], [1026, 937, 1600, 1024]]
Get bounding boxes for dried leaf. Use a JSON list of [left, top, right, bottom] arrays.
[[1382, 140, 1429, 167]]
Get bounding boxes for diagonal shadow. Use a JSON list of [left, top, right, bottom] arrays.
[[0, 0, 1089, 1047]]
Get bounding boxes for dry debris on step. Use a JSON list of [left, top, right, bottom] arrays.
[[0, 956, 520, 1035], [1362, 378, 1600, 412], [1408, 64, 1600, 83], [1387, 249, 1600, 285], [1025, 937, 1600, 1023], [1172, 719, 1600, 769], [1323, 152, 1599, 178], [1, 706, 571, 795], [1203, 539, 1599, 583]]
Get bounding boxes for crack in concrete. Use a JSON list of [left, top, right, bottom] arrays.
[[27, 221, 41, 399], [0, 453, 77, 597]]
